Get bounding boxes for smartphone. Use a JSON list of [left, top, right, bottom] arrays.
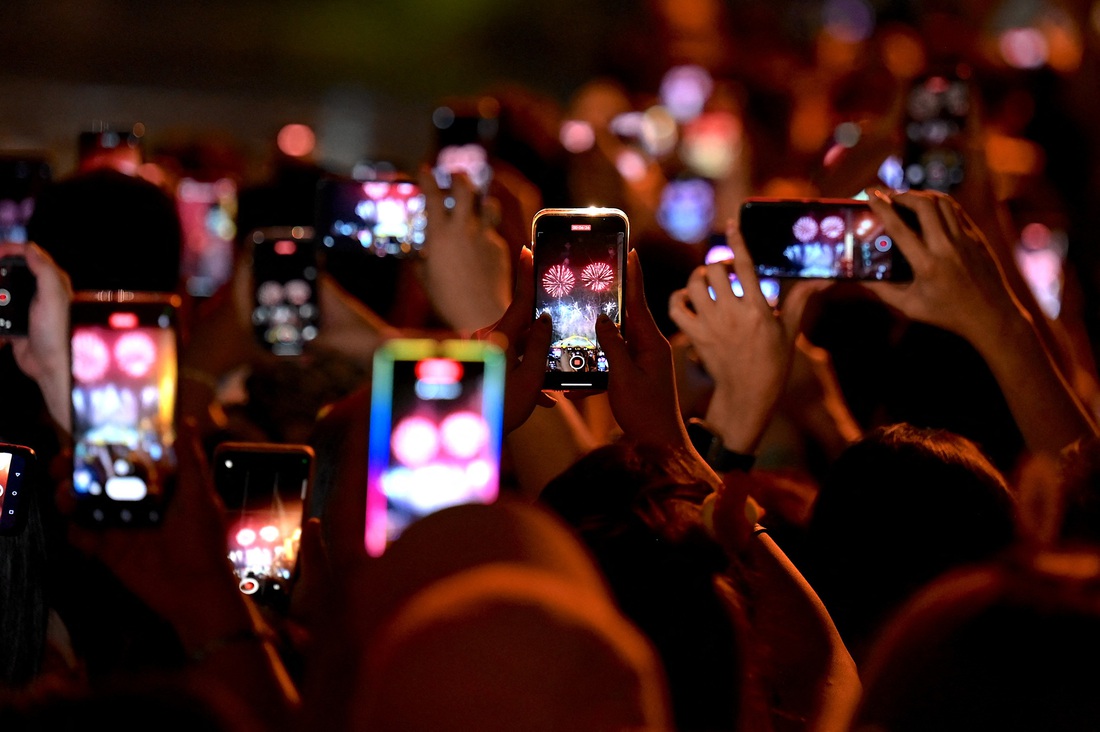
[[314, 176, 427, 257], [0, 154, 51, 244], [900, 67, 970, 193], [70, 292, 180, 527], [176, 177, 237, 298], [0, 443, 35, 536], [249, 226, 320, 356], [656, 176, 716, 244], [365, 338, 506, 557], [0, 256, 35, 336], [738, 198, 914, 281], [213, 442, 313, 603], [431, 97, 499, 201], [532, 208, 628, 391]]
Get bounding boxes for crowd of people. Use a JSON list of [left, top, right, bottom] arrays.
[[3, 3, 1100, 731]]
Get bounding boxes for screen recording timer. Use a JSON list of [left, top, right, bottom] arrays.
[[532, 208, 628, 391]]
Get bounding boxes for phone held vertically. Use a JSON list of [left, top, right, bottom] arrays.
[[70, 292, 181, 527], [738, 198, 914, 282], [249, 226, 320, 356], [213, 441, 314, 605], [176, 176, 237, 298], [900, 66, 970, 194], [431, 96, 499, 201], [0, 256, 35, 336], [532, 208, 628, 391], [365, 338, 506, 558], [314, 176, 427, 257], [0, 443, 35, 536]]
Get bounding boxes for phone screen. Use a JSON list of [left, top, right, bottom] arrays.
[[901, 70, 969, 193], [250, 227, 320, 356], [0, 444, 34, 536], [0, 256, 35, 336], [214, 442, 313, 602], [738, 199, 912, 281], [70, 293, 180, 526], [176, 177, 237, 297], [431, 99, 498, 198], [0, 155, 51, 244], [532, 208, 628, 390], [365, 339, 505, 558], [314, 178, 427, 257]]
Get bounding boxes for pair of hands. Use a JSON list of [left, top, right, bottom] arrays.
[[479, 245, 689, 450]]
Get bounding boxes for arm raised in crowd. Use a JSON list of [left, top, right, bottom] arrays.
[[864, 189, 1098, 454]]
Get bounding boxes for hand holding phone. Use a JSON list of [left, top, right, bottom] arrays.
[[70, 292, 180, 527], [365, 339, 506, 557], [531, 208, 629, 391], [430, 97, 499, 206]]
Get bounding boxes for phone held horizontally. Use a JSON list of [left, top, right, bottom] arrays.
[[70, 291, 180, 527], [531, 207, 629, 391], [738, 198, 914, 282]]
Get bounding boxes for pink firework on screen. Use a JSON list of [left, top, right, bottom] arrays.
[[820, 215, 846, 240], [792, 216, 819, 243], [580, 262, 614, 292], [542, 264, 576, 297]]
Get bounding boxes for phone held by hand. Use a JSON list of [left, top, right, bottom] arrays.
[[249, 226, 320, 356], [532, 208, 628, 391], [213, 441, 314, 605], [365, 338, 506, 558], [70, 291, 181, 527], [738, 198, 914, 282], [314, 176, 427, 257], [0, 256, 35, 336], [900, 66, 970, 193], [431, 96, 499, 204], [0, 443, 35, 536]]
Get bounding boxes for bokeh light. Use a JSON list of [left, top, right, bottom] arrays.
[[823, 0, 876, 43], [560, 120, 596, 153], [277, 123, 316, 158]]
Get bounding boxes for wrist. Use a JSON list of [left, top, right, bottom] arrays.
[[687, 418, 756, 473], [705, 386, 776, 455]]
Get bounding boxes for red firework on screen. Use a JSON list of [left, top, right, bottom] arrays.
[[542, 264, 576, 297], [580, 262, 614, 292]]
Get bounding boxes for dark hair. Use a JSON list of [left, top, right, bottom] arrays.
[[805, 423, 1018, 662], [540, 440, 754, 732], [0, 483, 48, 687]]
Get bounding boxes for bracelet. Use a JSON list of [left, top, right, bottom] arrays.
[[179, 366, 220, 392], [187, 627, 273, 663]]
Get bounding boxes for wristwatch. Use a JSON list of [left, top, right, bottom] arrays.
[[687, 418, 756, 473]]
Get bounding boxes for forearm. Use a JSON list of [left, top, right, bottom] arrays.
[[705, 383, 783, 455], [967, 310, 1099, 454], [505, 399, 598, 500], [174, 581, 301, 732]]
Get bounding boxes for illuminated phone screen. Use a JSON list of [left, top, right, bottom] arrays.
[[0, 446, 34, 536], [738, 199, 912, 282], [315, 178, 427, 256], [250, 228, 319, 356], [533, 209, 628, 391], [902, 72, 969, 193], [177, 177, 237, 297], [70, 294, 180, 526], [214, 443, 313, 601], [365, 339, 505, 558]]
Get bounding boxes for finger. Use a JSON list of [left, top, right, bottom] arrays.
[[866, 188, 931, 270], [487, 246, 535, 349], [448, 171, 477, 221], [595, 313, 632, 377], [418, 165, 448, 224], [703, 262, 739, 308], [725, 220, 770, 313], [684, 266, 716, 316], [889, 190, 953, 253], [667, 288, 701, 336], [935, 194, 964, 242], [623, 249, 665, 350], [512, 313, 553, 398]]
